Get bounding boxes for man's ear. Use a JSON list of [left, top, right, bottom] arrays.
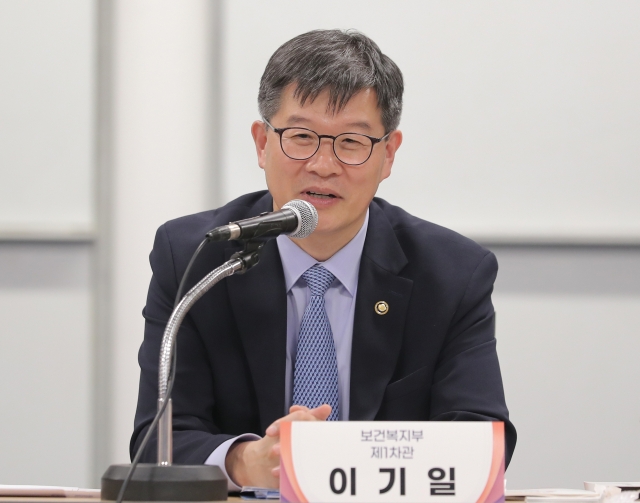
[[251, 120, 268, 169], [380, 129, 403, 181]]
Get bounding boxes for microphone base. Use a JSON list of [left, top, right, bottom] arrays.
[[101, 464, 227, 501]]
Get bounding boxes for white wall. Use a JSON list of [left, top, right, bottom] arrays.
[[0, 0, 95, 238], [0, 0, 95, 487], [492, 246, 640, 487], [109, 0, 217, 466], [0, 244, 92, 486], [0, 0, 218, 486], [496, 293, 640, 487]]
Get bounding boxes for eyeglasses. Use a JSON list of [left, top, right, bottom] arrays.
[[263, 118, 391, 166]]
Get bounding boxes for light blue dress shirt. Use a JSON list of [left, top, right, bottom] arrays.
[[278, 209, 369, 421], [206, 211, 369, 490]]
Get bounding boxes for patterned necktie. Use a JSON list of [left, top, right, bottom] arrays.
[[292, 264, 340, 421]]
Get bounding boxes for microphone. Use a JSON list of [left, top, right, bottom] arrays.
[[206, 199, 318, 242]]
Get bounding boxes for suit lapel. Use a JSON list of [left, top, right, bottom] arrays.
[[225, 194, 288, 433], [349, 202, 413, 420]]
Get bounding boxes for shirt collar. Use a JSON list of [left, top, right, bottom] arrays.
[[276, 209, 369, 297]]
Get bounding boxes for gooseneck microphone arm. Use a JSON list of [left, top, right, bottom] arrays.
[[155, 200, 317, 465], [111, 241, 265, 503], [156, 242, 264, 465]]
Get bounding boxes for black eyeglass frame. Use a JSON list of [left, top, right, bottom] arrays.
[[263, 118, 391, 166]]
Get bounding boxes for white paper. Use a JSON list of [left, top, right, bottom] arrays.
[[584, 483, 640, 492], [507, 489, 600, 498], [0, 485, 101, 498]]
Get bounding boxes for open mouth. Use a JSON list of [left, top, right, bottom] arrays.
[[305, 191, 337, 199]]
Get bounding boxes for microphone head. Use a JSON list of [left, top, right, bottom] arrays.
[[282, 199, 318, 239]]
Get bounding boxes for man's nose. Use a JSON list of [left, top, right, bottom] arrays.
[[305, 137, 342, 176]]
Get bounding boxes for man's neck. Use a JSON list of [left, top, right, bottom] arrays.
[[289, 215, 367, 262]]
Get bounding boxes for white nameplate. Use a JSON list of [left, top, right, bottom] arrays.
[[280, 421, 504, 503]]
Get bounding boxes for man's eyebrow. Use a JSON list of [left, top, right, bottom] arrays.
[[344, 121, 373, 132], [285, 115, 313, 126], [285, 115, 373, 132]]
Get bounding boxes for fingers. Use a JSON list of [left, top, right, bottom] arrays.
[[266, 404, 334, 436], [228, 437, 280, 488], [259, 405, 332, 486], [310, 404, 332, 420], [289, 404, 331, 417], [290, 403, 332, 418], [265, 421, 280, 437]]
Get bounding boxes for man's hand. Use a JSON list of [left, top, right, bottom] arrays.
[[225, 404, 332, 489]]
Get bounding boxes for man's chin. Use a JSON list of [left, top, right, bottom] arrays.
[[309, 219, 352, 239]]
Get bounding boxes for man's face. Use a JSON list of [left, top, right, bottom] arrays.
[[252, 85, 402, 247]]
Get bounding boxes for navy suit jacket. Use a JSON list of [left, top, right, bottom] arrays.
[[132, 191, 517, 466]]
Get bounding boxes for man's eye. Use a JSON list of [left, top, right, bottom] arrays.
[[284, 131, 316, 143], [339, 136, 367, 148]]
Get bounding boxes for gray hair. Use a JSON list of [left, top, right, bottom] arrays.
[[258, 29, 404, 133]]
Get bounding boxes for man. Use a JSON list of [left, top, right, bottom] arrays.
[[132, 29, 516, 490]]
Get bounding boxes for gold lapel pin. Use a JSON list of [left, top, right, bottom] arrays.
[[374, 301, 389, 315]]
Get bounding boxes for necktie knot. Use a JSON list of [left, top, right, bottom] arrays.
[[302, 265, 335, 297]]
